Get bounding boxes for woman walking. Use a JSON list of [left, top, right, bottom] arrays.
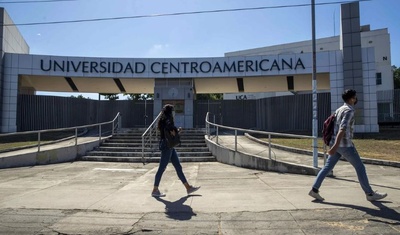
[[151, 104, 200, 197]]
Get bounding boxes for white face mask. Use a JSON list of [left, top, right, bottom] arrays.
[[172, 111, 176, 117]]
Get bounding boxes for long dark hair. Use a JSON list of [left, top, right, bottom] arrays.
[[157, 104, 174, 130]]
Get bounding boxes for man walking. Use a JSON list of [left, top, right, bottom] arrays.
[[309, 89, 387, 202]]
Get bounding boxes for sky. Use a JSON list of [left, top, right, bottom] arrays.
[[1, 0, 399, 100]]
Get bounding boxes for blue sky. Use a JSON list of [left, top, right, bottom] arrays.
[[2, 0, 399, 99]]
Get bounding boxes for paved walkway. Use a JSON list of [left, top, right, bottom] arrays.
[[0, 135, 399, 234]]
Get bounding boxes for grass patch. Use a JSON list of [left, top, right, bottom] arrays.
[[263, 137, 400, 162], [0, 141, 51, 152], [0, 130, 76, 152]]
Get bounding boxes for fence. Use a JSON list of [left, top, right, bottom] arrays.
[[377, 89, 400, 124], [255, 93, 331, 133], [193, 99, 257, 129], [17, 95, 153, 131], [16, 90, 399, 133]]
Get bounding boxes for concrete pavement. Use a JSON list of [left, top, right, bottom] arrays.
[[0, 159, 399, 234], [0, 133, 400, 234]]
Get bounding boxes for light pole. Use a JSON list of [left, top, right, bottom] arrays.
[[144, 96, 148, 127], [311, 0, 318, 168]]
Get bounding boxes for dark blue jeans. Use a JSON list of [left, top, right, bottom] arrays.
[[154, 139, 187, 187]]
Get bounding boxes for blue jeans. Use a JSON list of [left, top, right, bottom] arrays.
[[312, 146, 373, 194], [154, 140, 187, 187]]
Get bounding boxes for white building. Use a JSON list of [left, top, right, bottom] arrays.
[[224, 26, 392, 100]]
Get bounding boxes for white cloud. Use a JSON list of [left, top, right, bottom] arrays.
[[146, 44, 170, 57]]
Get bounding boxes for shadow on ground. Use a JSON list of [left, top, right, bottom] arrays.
[[322, 201, 400, 225], [154, 195, 202, 220]]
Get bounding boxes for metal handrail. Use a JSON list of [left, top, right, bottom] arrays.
[[141, 111, 162, 164], [205, 112, 320, 167], [0, 112, 122, 152]]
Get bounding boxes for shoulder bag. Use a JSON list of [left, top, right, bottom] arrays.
[[164, 128, 181, 148]]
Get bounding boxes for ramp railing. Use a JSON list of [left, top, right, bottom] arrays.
[[0, 112, 121, 153], [141, 111, 162, 164], [205, 112, 322, 168]]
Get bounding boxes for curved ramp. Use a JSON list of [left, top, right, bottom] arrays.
[[205, 135, 325, 175]]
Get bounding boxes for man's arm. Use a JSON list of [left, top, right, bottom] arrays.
[[328, 129, 345, 155]]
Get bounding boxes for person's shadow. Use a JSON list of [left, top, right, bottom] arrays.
[[154, 195, 202, 221], [320, 200, 400, 225]]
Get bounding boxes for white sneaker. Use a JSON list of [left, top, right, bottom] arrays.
[[187, 186, 200, 194], [308, 190, 325, 201], [366, 191, 387, 201], [151, 190, 166, 197]]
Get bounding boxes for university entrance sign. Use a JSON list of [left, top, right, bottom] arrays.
[[39, 57, 306, 76]]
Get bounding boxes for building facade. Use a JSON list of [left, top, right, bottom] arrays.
[[224, 27, 392, 99]]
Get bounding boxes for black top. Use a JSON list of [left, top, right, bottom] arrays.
[[159, 117, 178, 140]]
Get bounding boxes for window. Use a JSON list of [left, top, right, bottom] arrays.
[[376, 72, 382, 85], [287, 76, 294, 90]]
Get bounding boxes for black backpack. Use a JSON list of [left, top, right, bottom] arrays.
[[322, 113, 336, 146]]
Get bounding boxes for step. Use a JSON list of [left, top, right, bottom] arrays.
[[80, 156, 216, 163], [112, 135, 206, 139], [115, 133, 206, 136], [95, 146, 211, 152], [81, 128, 213, 163], [115, 130, 206, 134], [105, 139, 206, 144], [101, 142, 207, 148], [86, 151, 213, 157], [111, 135, 206, 140]]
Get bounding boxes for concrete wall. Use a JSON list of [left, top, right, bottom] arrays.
[[0, 139, 100, 169], [0, 9, 29, 55], [0, 8, 29, 133]]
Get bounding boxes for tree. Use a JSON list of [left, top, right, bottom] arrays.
[[393, 65, 400, 89], [196, 94, 223, 100], [70, 94, 87, 99], [100, 93, 119, 100], [125, 94, 154, 100]]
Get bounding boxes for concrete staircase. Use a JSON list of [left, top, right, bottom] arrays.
[[80, 128, 216, 163]]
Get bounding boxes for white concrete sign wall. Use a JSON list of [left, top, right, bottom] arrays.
[[12, 52, 333, 78]]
